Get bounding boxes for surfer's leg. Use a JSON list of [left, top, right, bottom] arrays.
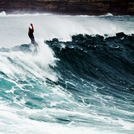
[[33, 41, 38, 47], [33, 41, 38, 53]]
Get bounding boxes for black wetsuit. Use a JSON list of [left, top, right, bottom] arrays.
[[28, 28, 35, 44]]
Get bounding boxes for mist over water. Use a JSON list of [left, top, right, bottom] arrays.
[[0, 12, 134, 134], [0, 13, 134, 47]]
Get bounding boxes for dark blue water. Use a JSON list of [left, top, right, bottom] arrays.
[[46, 33, 134, 133]]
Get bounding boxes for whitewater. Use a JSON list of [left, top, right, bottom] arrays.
[[0, 12, 134, 134]]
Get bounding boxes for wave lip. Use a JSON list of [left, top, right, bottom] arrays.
[[0, 11, 6, 16]]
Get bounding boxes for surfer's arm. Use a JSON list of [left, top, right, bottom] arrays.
[[31, 23, 34, 32]]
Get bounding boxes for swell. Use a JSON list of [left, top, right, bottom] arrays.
[[46, 32, 134, 101], [0, 32, 134, 96], [0, 33, 134, 133]]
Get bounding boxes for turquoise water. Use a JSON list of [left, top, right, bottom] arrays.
[[0, 13, 134, 134]]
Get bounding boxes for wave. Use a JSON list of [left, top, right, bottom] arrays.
[[0, 42, 57, 82], [0, 11, 54, 17], [46, 32, 134, 94], [0, 11, 112, 17], [0, 32, 134, 133], [1, 32, 134, 94], [0, 11, 6, 16], [45, 33, 134, 133]]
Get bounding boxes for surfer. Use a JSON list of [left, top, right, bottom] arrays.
[[28, 23, 38, 47]]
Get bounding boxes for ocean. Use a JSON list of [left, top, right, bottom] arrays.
[[0, 12, 134, 134]]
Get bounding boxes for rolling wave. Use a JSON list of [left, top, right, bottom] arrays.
[[0, 32, 134, 133]]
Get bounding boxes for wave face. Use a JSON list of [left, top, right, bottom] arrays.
[[46, 33, 134, 133], [0, 14, 134, 134]]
